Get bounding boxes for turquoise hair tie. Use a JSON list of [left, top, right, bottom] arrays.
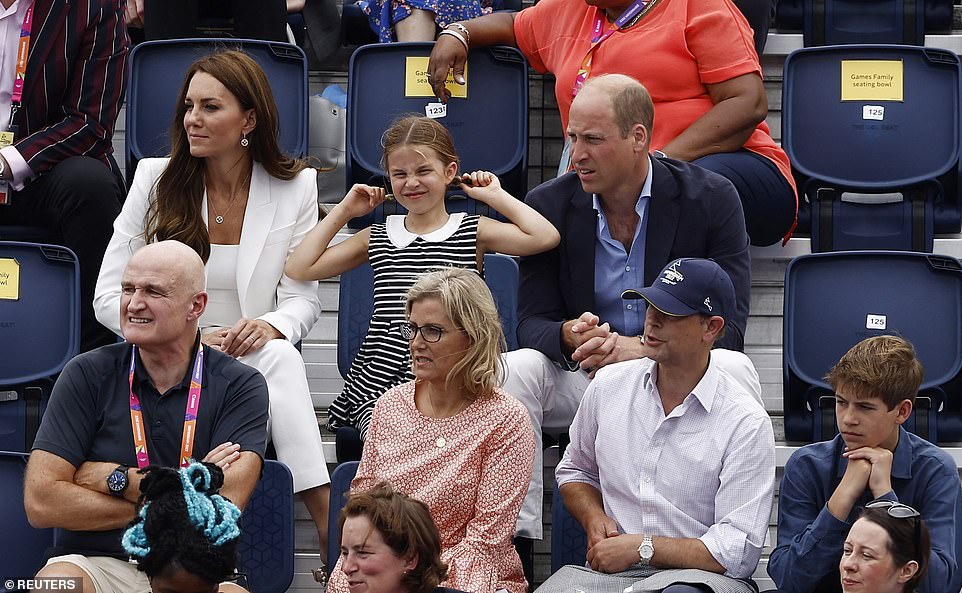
[[180, 461, 241, 547], [121, 502, 152, 558]]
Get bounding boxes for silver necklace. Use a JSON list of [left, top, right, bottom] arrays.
[[209, 168, 252, 224]]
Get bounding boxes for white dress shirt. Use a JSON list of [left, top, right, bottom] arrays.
[[556, 354, 776, 578]]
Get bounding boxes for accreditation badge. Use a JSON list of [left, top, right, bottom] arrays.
[[0, 131, 14, 206]]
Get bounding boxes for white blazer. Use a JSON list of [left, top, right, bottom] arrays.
[[94, 157, 322, 344]]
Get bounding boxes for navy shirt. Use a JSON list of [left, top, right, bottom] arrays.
[[769, 428, 962, 593], [32, 340, 269, 559]]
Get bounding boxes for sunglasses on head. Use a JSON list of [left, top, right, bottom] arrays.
[[865, 500, 922, 562]]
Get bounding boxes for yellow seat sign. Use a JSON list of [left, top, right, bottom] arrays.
[[0, 257, 19, 300], [841, 60, 903, 102], [405, 57, 468, 98]]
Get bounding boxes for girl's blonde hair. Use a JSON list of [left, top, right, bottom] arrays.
[[405, 267, 505, 399]]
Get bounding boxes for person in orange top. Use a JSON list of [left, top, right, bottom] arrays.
[[427, 0, 797, 247]]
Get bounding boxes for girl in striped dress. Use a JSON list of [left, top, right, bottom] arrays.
[[287, 115, 559, 439]]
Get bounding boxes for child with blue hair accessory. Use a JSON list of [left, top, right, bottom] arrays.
[[122, 461, 248, 593]]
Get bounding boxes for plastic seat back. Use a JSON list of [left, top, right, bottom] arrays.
[[0, 451, 54, 583], [126, 38, 308, 183], [550, 479, 586, 574], [783, 251, 962, 442], [337, 253, 520, 379], [783, 45, 961, 251], [346, 42, 527, 229], [236, 459, 295, 593], [775, 0, 952, 44], [327, 460, 360, 572], [0, 243, 79, 453]]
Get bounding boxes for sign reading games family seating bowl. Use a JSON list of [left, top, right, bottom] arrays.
[[0, 257, 20, 300], [404, 57, 468, 99], [840, 59, 904, 102]]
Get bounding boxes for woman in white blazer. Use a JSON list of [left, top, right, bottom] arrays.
[[93, 50, 331, 561]]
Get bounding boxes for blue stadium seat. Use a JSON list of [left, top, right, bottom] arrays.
[[550, 479, 586, 574], [327, 460, 360, 573], [236, 459, 295, 593], [783, 251, 962, 443], [0, 451, 54, 586], [126, 38, 308, 184], [345, 42, 527, 229], [782, 45, 961, 252], [337, 252, 520, 381], [0, 243, 79, 453], [774, 0, 951, 45]]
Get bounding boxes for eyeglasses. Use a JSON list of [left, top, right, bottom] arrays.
[[399, 322, 445, 343], [865, 500, 922, 561]]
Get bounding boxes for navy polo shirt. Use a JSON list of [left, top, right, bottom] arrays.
[[32, 339, 269, 559]]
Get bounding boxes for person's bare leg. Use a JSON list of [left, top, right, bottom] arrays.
[[394, 9, 437, 41], [300, 483, 331, 559], [220, 583, 251, 593]]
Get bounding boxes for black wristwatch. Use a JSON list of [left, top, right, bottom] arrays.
[[106, 465, 130, 497]]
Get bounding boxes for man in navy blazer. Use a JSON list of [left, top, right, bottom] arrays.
[[0, 0, 128, 352], [507, 74, 756, 546]]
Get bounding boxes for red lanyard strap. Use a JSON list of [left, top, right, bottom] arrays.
[[9, 2, 33, 125], [128, 344, 205, 469], [572, 0, 662, 98]]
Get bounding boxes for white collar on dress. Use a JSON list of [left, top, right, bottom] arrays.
[[386, 212, 466, 248]]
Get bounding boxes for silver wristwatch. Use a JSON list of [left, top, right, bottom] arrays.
[[638, 535, 654, 566]]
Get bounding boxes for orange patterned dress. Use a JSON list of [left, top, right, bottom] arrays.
[[328, 380, 535, 593]]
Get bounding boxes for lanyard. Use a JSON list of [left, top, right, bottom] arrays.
[[571, 0, 662, 98], [128, 344, 205, 469], [9, 1, 33, 129]]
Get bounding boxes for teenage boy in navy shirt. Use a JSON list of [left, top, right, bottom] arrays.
[[769, 335, 961, 593]]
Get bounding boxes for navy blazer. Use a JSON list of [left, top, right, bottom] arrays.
[[517, 156, 751, 360], [14, 0, 128, 179]]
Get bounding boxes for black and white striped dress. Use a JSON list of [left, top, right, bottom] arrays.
[[327, 212, 481, 437]]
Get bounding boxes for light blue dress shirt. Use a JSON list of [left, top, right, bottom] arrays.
[[592, 156, 653, 337]]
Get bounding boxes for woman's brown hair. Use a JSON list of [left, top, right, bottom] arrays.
[[144, 49, 309, 261], [857, 505, 931, 593], [380, 115, 459, 174], [340, 482, 448, 593]]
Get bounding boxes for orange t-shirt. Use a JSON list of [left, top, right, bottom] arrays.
[[513, 0, 796, 195]]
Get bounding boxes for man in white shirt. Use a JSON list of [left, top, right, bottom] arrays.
[[543, 257, 775, 593]]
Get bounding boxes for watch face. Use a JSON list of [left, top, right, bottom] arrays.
[[640, 543, 654, 559], [107, 470, 127, 493]]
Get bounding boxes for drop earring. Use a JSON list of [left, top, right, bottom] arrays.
[[240, 132, 249, 148]]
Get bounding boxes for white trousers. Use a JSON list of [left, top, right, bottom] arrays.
[[502, 348, 762, 539], [241, 339, 330, 492]]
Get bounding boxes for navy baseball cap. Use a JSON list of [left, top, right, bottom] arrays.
[[621, 258, 734, 319]]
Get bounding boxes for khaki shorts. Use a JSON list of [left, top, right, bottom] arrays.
[[43, 555, 150, 593]]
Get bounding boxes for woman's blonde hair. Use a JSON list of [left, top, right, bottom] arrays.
[[405, 267, 505, 399]]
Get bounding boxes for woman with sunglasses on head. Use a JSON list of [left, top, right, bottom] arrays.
[[327, 267, 535, 593], [841, 502, 931, 593]]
